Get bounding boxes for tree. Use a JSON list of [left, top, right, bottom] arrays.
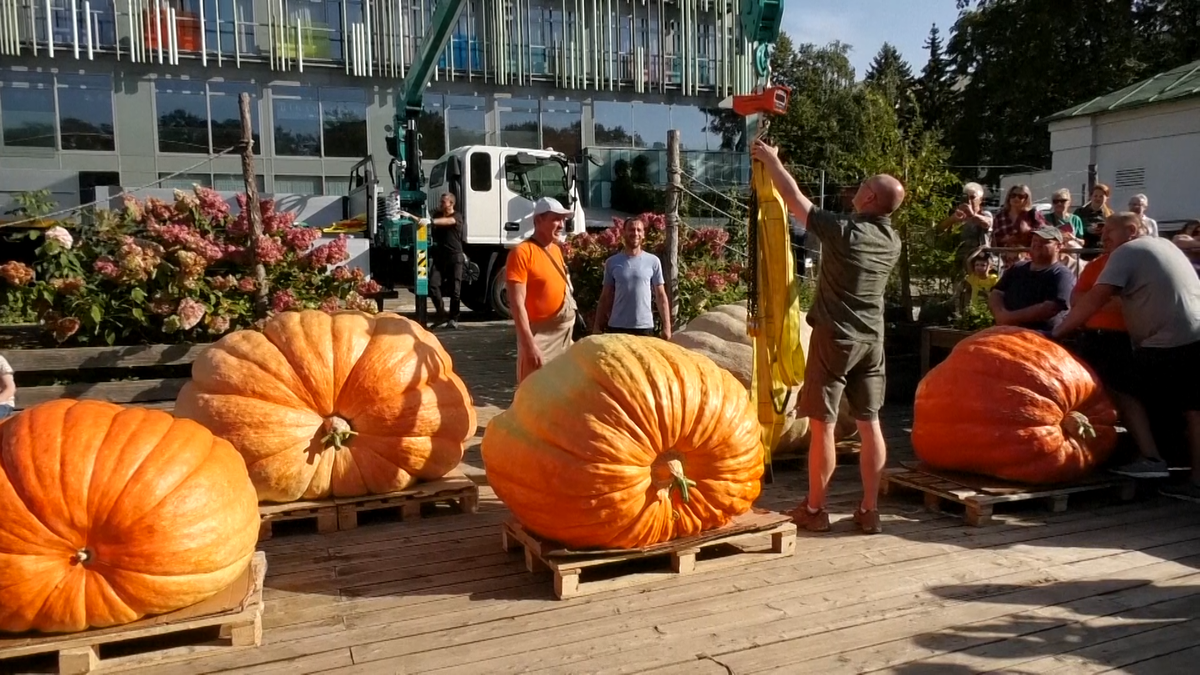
[[864, 43, 920, 132], [915, 25, 955, 133]]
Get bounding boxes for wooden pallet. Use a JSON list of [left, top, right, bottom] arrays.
[[0, 551, 266, 674], [257, 468, 479, 540], [501, 510, 797, 600], [882, 464, 1138, 526]]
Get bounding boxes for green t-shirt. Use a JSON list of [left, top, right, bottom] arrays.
[[1046, 212, 1084, 238], [806, 208, 902, 342]]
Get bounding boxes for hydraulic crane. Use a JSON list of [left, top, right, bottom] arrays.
[[382, 0, 468, 325], [721, 0, 805, 483]]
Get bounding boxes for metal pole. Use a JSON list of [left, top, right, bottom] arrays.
[[239, 93, 269, 318], [665, 129, 681, 325], [818, 169, 826, 210]]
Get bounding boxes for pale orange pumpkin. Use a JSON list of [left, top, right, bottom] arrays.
[[0, 399, 259, 634], [175, 310, 476, 502]]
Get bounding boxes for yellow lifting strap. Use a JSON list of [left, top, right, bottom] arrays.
[[747, 154, 807, 468]]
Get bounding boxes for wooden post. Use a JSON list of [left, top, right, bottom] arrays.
[[664, 129, 681, 325], [239, 93, 269, 317]]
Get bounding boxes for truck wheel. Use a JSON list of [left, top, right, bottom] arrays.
[[491, 266, 512, 319]]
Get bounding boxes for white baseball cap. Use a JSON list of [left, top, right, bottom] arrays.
[[534, 197, 572, 216]]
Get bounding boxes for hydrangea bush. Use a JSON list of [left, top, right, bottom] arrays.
[[563, 212, 747, 328], [0, 186, 381, 346]]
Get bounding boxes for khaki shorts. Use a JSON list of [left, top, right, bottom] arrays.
[[798, 327, 886, 422]]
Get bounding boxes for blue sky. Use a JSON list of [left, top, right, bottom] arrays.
[[780, 0, 964, 78]]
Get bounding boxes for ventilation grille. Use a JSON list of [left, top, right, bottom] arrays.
[[1114, 168, 1146, 191]]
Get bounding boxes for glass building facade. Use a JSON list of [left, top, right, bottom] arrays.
[[0, 0, 754, 208]]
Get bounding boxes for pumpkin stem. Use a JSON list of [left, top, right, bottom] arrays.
[[321, 416, 357, 451], [1063, 410, 1097, 441], [666, 459, 697, 504], [71, 549, 92, 566]]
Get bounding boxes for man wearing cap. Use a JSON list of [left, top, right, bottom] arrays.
[[506, 197, 579, 383], [987, 226, 1076, 333]]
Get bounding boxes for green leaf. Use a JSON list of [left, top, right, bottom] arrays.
[[132, 308, 146, 322], [104, 330, 117, 345], [90, 304, 103, 325], [131, 287, 146, 303]]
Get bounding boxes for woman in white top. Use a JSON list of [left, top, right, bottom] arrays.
[[0, 355, 15, 419]]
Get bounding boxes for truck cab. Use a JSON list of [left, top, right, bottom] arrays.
[[424, 146, 585, 317]]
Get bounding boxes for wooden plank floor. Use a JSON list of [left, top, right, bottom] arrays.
[[95, 321, 1200, 674]]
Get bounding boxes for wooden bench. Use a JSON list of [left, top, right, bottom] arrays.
[[2, 343, 209, 413], [919, 327, 976, 376]]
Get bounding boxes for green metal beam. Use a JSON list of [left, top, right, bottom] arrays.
[[397, 0, 467, 117]]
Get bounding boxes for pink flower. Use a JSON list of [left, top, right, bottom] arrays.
[[332, 265, 354, 282], [282, 226, 321, 253], [356, 279, 383, 296], [52, 317, 81, 343], [44, 226, 74, 249], [93, 257, 120, 280], [705, 273, 727, 292], [209, 275, 238, 292], [237, 277, 257, 293], [49, 277, 86, 295], [176, 250, 207, 282], [319, 296, 342, 313], [305, 235, 350, 267], [0, 261, 35, 286], [206, 314, 231, 334], [177, 297, 206, 330], [271, 289, 300, 313], [254, 235, 286, 266], [343, 292, 377, 313], [195, 187, 230, 221]]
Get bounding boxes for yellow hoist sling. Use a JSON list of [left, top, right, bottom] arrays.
[[727, 85, 806, 480]]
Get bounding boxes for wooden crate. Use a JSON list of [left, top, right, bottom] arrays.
[[501, 510, 797, 600], [2, 343, 208, 413], [919, 326, 976, 376], [0, 551, 266, 674], [257, 468, 480, 540], [882, 465, 1138, 526]]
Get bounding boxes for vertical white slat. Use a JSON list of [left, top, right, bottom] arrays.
[[84, 1, 93, 59], [214, 0, 222, 67], [198, 0, 206, 66], [235, 0, 243, 68], [296, 19, 302, 72], [363, 0, 371, 76], [169, 6, 178, 64], [1, 0, 11, 56], [29, 0, 39, 57], [153, 0, 162, 63], [45, 0, 55, 56], [70, 0, 79, 59], [277, 0, 285, 70]]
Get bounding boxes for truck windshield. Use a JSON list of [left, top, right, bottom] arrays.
[[504, 156, 571, 205]]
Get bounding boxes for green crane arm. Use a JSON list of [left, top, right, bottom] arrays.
[[389, 0, 467, 196]]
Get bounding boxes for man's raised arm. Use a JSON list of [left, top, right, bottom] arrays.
[[750, 139, 816, 227]]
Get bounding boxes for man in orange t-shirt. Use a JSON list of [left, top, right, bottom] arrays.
[[1066, 213, 1166, 478], [506, 197, 577, 383]]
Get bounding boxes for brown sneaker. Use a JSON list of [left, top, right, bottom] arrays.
[[787, 499, 831, 532], [853, 508, 882, 534]]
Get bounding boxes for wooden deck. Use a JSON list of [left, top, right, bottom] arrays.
[[50, 319, 1200, 673]]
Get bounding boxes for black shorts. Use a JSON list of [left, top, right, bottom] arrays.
[[1070, 329, 1136, 394], [1134, 340, 1200, 411], [798, 327, 885, 422]]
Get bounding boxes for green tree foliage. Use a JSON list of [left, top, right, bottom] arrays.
[[915, 25, 955, 134], [864, 43, 921, 131]]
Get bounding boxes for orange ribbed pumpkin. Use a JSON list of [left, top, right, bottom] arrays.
[[175, 310, 476, 503], [0, 400, 259, 634], [912, 326, 1119, 484], [481, 334, 763, 549]]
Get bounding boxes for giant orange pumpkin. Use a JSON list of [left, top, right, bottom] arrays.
[[0, 399, 259, 634], [481, 334, 763, 550], [912, 326, 1120, 484], [175, 310, 476, 503]]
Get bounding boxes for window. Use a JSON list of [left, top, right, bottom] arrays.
[[203, 0, 256, 56], [593, 101, 635, 147], [632, 102, 670, 150], [321, 87, 367, 158], [670, 105, 709, 152], [542, 99, 581, 161], [272, 86, 321, 157], [429, 162, 447, 189], [208, 82, 260, 155], [156, 80, 209, 153], [158, 172, 264, 191], [469, 152, 492, 192], [505, 155, 569, 204], [274, 175, 324, 194], [419, 94, 446, 160], [498, 97, 539, 149], [0, 71, 56, 148], [446, 95, 485, 149], [57, 74, 115, 151]]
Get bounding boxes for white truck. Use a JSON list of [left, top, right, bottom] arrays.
[[354, 145, 585, 319]]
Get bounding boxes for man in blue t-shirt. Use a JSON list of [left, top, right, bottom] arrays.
[[593, 217, 673, 339], [988, 226, 1076, 332]]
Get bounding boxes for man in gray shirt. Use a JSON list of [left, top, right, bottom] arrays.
[[1054, 212, 1200, 502], [593, 217, 673, 339]]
